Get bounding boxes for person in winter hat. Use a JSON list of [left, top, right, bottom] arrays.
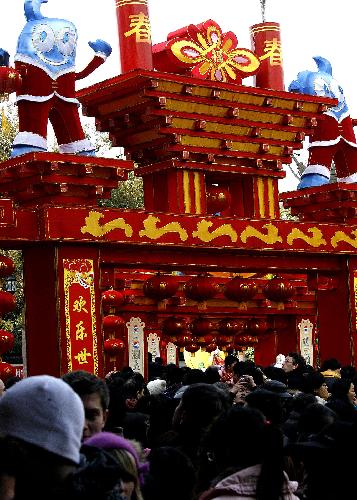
[[84, 431, 148, 500], [0, 375, 85, 499], [147, 379, 167, 396]]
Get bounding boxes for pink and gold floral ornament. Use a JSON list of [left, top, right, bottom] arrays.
[[153, 20, 260, 84]]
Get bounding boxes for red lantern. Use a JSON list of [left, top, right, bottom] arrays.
[[195, 334, 216, 346], [189, 316, 215, 337], [104, 338, 125, 356], [0, 362, 16, 381], [205, 343, 218, 353], [218, 318, 245, 336], [216, 335, 233, 348], [224, 277, 258, 302], [235, 335, 259, 348], [0, 67, 22, 97], [263, 278, 295, 303], [0, 330, 14, 355], [101, 290, 125, 312], [221, 343, 235, 352], [185, 343, 200, 353], [143, 273, 180, 300], [206, 185, 232, 214], [162, 316, 188, 337], [102, 315, 125, 336], [0, 256, 15, 278], [247, 319, 268, 336], [172, 334, 191, 348], [184, 274, 219, 302], [0, 291, 16, 315]]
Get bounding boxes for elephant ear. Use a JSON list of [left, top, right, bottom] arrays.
[[24, 0, 48, 21], [313, 56, 332, 76]]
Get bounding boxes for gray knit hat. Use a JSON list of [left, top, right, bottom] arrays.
[[0, 375, 84, 464]]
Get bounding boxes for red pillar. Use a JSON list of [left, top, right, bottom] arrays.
[[115, 0, 153, 72], [315, 264, 353, 366], [23, 246, 61, 376], [23, 245, 104, 377]]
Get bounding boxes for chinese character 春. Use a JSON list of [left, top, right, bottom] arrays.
[[124, 13, 151, 43], [75, 321, 88, 341], [73, 296, 88, 314], [74, 348, 92, 365], [260, 38, 282, 66]]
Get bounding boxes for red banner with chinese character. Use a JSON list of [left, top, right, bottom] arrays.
[[115, 0, 153, 72], [250, 22, 284, 91], [63, 259, 98, 374]]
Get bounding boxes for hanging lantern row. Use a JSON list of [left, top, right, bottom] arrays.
[[139, 273, 296, 305], [0, 256, 16, 381], [161, 315, 270, 338], [160, 314, 266, 352], [165, 332, 259, 353]]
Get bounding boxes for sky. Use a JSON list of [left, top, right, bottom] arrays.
[[1, 0, 357, 191]]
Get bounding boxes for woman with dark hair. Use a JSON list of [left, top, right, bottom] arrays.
[[301, 371, 330, 404], [325, 378, 357, 423], [198, 406, 299, 500]]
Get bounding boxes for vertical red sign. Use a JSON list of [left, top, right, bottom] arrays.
[[250, 22, 284, 91], [115, 0, 154, 72], [63, 259, 99, 374]]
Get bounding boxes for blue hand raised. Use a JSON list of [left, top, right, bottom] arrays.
[[88, 39, 112, 58]]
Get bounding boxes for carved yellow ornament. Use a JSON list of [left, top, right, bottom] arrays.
[[240, 224, 283, 244], [192, 220, 238, 242], [80, 211, 133, 238], [139, 215, 189, 241], [331, 230, 357, 248], [287, 228, 327, 248]]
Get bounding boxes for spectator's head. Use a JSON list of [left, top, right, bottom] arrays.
[[173, 383, 229, 433], [204, 366, 221, 384], [298, 403, 336, 438], [224, 354, 237, 370], [330, 378, 356, 405], [320, 358, 341, 373], [245, 388, 285, 425], [340, 365, 356, 380], [0, 375, 84, 464], [163, 364, 183, 386], [182, 368, 206, 386], [302, 371, 330, 401], [0, 379, 4, 398], [282, 352, 306, 373], [263, 366, 287, 384], [147, 379, 167, 396], [84, 432, 145, 500], [62, 370, 109, 439], [143, 447, 195, 500]]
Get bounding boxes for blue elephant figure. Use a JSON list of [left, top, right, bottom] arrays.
[[10, 0, 112, 157], [289, 56, 357, 188]]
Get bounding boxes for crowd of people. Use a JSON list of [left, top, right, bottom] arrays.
[[0, 352, 356, 499]]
